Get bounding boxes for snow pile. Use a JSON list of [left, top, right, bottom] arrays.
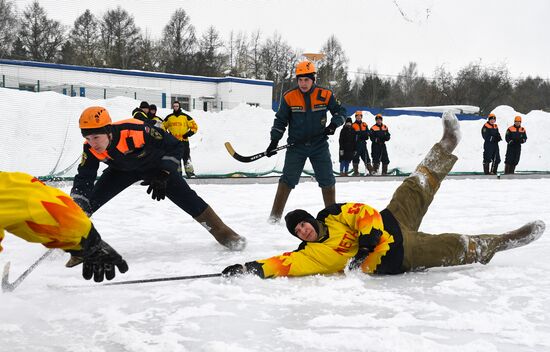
[[1, 87, 549, 177]]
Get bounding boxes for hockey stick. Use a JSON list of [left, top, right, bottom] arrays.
[[102, 273, 222, 286], [224, 141, 295, 163], [2, 248, 55, 293]]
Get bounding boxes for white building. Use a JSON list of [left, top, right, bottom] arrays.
[[0, 59, 273, 112]]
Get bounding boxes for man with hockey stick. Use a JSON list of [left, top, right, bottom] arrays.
[[70, 106, 246, 265], [222, 111, 545, 278], [265, 60, 347, 223], [0, 171, 128, 283]]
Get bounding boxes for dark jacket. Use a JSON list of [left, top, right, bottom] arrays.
[[339, 124, 356, 161], [481, 122, 502, 144], [270, 85, 347, 144], [72, 119, 183, 200], [370, 123, 390, 144], [505, 125, 527, 146], [132, 108, 156, 126]]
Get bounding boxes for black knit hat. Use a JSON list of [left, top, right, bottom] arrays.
[[345, 117, 353, 124], [284, 209, 319, 238], [81, 125, 111, 137], [139, 101, 149, 109], [296, 72, 316, 82], [149, 104, 157, 111]]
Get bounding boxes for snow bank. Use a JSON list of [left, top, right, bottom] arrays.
[[1, 87, 548, 177]]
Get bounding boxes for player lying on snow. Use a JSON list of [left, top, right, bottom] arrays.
[[0, 171, 128, 282], [222, 112, 546, 278], [68, 106, 246, 266]]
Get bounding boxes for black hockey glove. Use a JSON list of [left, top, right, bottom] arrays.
[[72, 194, 93, 217], [81, 226, 128, 282], [141, 170, 170, 201], [324, 123, 337, 136], [182, 131, 195, 138], [266, 140, 279, 157], [222, 264, 246, 277]]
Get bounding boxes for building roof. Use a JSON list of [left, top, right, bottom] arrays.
[[0, 59, 273, 87]]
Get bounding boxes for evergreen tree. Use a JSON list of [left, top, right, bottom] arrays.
[[195, 26, 225, 76], [69, 9, 101, 66], [18, 1, 65, 62], [100, 6, 141, 69], [160, 8, 196, 74]]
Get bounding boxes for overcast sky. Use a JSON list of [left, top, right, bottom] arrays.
[[17, 0, 550, 80]]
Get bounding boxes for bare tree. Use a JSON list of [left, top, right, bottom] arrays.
[[134, 31, 161, 72], [68, 9, 101, 66], [452, 62, 511, 115], [225, 30, 249, 76], [100, 6, 141, 69], [18, 1, 65, 62], [249, 29, 262, 79], [0, 0, 18, 58], [160, 8, 196, 74], [317, 35, 351, 101], [260, 32, 297, 102]]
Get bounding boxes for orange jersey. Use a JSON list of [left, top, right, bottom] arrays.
[[0, 172, 91, 252]]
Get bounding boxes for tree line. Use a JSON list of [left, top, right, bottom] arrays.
[[1, 0, 549, 114]]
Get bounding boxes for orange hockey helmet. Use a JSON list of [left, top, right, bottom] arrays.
[[79, 106, 112, 136], [295, 61, 316, 77], [514, 116, 522, 123]]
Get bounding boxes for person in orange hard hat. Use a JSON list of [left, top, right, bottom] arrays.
[[265, 60, 347, 223], [370, 114, 391, 175], [70, 107, 246, 266], [351, 111, 373, 176], [504, 116, 527, 174], [0, 171, 128, 282]]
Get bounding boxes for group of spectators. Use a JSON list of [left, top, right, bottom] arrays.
[[338, 111, 391, 176], [132, 101, 198, 178], [481, 113, 527, 175], [338, 110, 528, 177]]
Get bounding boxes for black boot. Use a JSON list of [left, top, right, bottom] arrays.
[[372, 163, 380, 175], [382, 164, 389, 175], [504, 164, 511, 175], [490, 162, 499, 175], [366, 163, 374, 176], [483, 163, 490, 175], [352, 163, 360, 176]]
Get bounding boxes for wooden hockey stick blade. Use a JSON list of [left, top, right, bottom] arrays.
[[102, 273, 223, 286], [1, 249, 55, 293]]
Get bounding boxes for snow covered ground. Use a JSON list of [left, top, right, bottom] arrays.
[[1, 88, 550, 351], [1, 179, 549, 351]]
